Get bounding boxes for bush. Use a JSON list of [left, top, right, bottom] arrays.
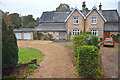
[[112, 34, 117, 41], [26, 64, 37, 69], [37, 32, 44, 40], [112, 34, 120, 42], [77, 45, 100, 78], [44, 34, 49, 40], [86, 32, 92, 34], [73, 34, 98, 57], [116, 34, 120, 42], [100, 38, 103, 40], [2, 19, 18, 76], [48, 33, 53, 40]]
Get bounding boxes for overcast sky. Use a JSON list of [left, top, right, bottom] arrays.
[[1, 0, 120, 19]]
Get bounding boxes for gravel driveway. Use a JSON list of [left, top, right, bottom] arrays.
[[100, 43, 118, 78], [17, 40, 78, 78]]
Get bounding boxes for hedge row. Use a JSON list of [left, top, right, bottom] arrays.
[[73, 34, 98, 57], [73, 34, 103, 78], [77, 46, 101, 78]]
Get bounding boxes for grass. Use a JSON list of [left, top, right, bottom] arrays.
[[18, 48, 43, 64]]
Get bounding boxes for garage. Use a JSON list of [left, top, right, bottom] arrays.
[[15, 33, 21, 39], [59, 32, 66, 40], [23, 32, 31, 40]]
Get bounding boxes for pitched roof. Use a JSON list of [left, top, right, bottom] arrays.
[[40, 8, 119, 23], [37, 23, 66, 31], [102, 10, 119, 22], [39, 11, 70, 23], [104, 23, 120, 31], [13, 28, 36, 32]]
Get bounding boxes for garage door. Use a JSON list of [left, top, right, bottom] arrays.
[[15, 33, 21, 39], [59, 32, 66, 40], [24, 32, 31, 40]]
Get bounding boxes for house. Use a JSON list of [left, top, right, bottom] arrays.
[[14, 2, 120, 40]]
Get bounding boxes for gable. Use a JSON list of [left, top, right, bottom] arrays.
[[65, 8, 84, 22], [86, 6, 106, 22]]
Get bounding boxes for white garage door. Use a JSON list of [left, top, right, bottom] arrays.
[[15, 33, 21, 39], [24, 32, 31, 40]]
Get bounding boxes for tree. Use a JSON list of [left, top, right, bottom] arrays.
[[22, 15, 36, 28], [36, 17, 40, 27], [2, 19, 18, 75], [26, 21, 36, 28], [2, 11, 14, 28], [9, 13, 21, 29], [56, 3, 70, 11]]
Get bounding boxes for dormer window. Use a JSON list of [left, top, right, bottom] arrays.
[[73, 16, 79, 24], [91, 16, 97, 24]]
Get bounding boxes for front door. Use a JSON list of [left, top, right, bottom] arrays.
[[59, 32, 66, 40], [104, 31, 110, 39]]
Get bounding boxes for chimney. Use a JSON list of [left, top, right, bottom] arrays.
[[82, 1, 86, 15], [99, 3, 102, 13]]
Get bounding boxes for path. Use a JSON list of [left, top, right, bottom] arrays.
[[17, 40, 78, 78]]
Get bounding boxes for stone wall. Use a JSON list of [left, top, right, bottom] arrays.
[[85, 10, 105, 40]]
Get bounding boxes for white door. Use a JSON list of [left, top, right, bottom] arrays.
[[15, 33, 21, 39], [23, 32, 31, 40]]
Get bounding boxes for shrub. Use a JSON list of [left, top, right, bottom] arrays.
[[73, 34, 98, 57], [86, 32, 92, 34], [116, 34, 120, 42], [80, 30, 83, 35], [48, 33, 53, 40], [77, 45, 100, 78], [37, 32, 44, 40], [112, 34, 117, 41], [26, 64, 37, 69], [100, 38, 103, 40], [44, 34, 49, 40], [2, 19, 18, 75]]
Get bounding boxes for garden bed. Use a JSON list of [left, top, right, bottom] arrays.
[[3, 48, 43, 79]]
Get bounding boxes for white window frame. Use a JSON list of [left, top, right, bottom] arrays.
[[91, 30, 98, 36], [73, 16, 79, 24], [72, 29, 80, 36], [91, 16, 97, 24]]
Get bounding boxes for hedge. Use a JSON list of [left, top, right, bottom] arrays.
[[77, 45, 100, 78], [73, 34, 98, 57]]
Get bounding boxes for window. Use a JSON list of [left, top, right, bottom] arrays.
[[73, 29, 79, 36], [73, 17, 79, 24], [91, 30, 98, 36], [91, 17, 97, 24]]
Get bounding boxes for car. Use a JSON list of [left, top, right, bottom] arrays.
[[103, 38, 115, 47]]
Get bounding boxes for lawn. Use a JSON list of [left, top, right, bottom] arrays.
[[18, 48, 43, 64]]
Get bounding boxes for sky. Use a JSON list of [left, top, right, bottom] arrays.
[[1, 0, 120, 19]]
